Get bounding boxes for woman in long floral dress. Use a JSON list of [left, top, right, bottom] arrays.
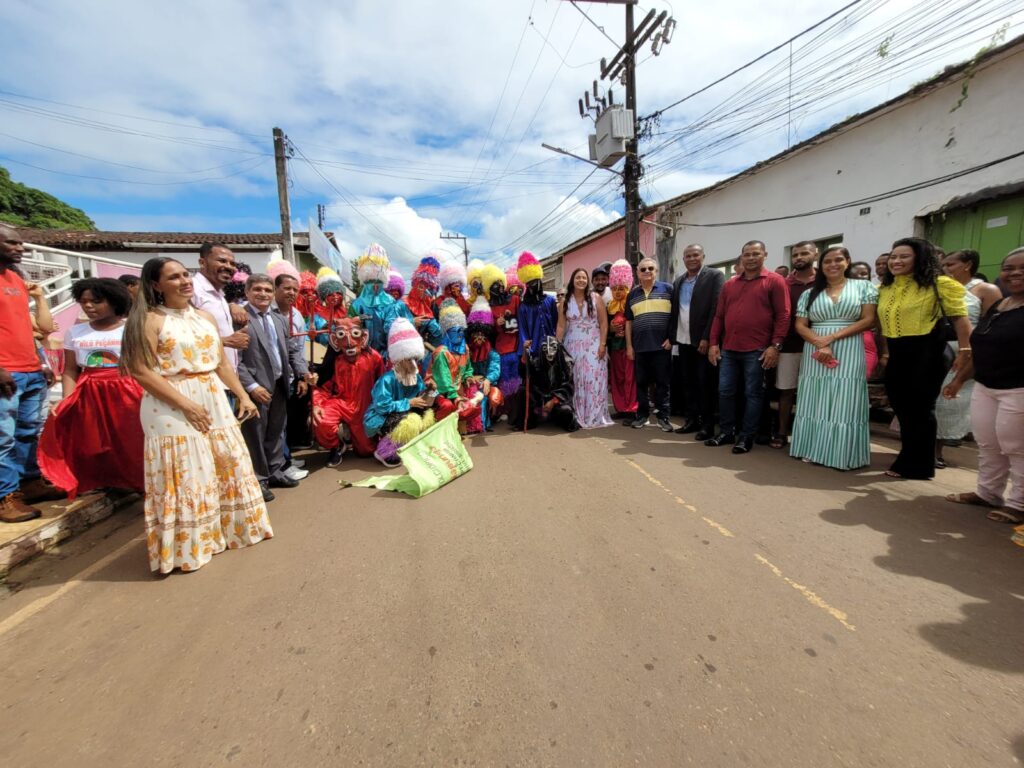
[[121, 258, 273, 574], [557, 268, 613, 429]]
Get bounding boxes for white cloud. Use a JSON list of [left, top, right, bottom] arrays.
[[0, 0, 1019, 268]]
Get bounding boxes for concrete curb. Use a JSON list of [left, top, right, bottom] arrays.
[[0, 492, 140, 579]]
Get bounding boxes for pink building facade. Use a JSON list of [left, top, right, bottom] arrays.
[[555, 219, 658, 287]]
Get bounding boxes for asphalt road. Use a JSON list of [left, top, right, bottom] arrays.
[[1, 424, 1022, 767]]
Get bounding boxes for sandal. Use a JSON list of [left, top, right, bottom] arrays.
[[987, 508, 1024, 525], [945, 492, 998, 508]]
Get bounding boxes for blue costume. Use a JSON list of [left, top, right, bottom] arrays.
[[518, 293, 558, 356], [349, 285, 415, 358]]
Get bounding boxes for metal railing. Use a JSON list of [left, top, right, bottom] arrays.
[[18, 242, 141, 315]]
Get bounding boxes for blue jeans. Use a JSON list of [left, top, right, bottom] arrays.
[[0, 370, 48, 497], [718, 350, 766, 439]]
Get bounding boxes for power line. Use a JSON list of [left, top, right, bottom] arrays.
[[672, 148, 1024, 227], [0, 154, 265, 186]]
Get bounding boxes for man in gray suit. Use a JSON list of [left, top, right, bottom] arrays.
[[668, 244, 726, 440], [237, 273, 310, 502]]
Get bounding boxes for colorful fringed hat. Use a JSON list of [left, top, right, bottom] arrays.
[[609, 258, 634, 289], [387, 317, 425, 362], [516, 251, 543, 284], [437, 297, 467, 333], [439, 259, 467, 290], [298, 270, 317, 293], [411, 255, 442, 291], [385, 270, 405, 297], [505, 265, 525, 292], [357, 242, 390, 284], [316, 266, 344, 301], [466, 296, 494, 338], [481, 264, 507, 298], [267, 257, 300, 283]]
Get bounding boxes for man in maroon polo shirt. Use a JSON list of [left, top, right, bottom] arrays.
[[773, 241, 818, 448], [705, 240, 790, 454]]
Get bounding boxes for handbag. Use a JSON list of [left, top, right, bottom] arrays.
[[931, 282, 958, 342]]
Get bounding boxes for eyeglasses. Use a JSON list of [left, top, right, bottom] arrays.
[[638, 266, 655, 273]]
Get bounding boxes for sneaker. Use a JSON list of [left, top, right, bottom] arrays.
[[657, 415, 674, 433], [284, 466, 309, 481], [374, 449, 401, 468], [0, 492, 42, 523], [326, 447, 345, 468], [628, 416, 648, 429], [19, 477, 66, 504], [289, 458, 306, 469]]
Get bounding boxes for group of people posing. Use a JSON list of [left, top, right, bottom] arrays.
[[1, 222, 1022, 572]]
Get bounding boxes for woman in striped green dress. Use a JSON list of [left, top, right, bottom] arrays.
[[790, 247, 879, 470]]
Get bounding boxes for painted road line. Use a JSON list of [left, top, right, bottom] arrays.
[[0, 535, 142, 640], [754, 553, 857, 632], [624, 457, 735, 538]]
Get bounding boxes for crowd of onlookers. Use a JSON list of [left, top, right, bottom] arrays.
[[1, 219, 1021, 571]]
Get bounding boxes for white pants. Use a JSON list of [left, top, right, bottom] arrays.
[[971, 382, 1024, 512]]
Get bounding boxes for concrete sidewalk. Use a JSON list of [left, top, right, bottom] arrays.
[[0, 491, 139, 578]]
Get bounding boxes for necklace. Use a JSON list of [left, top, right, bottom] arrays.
[[826, 280, 846, 299]]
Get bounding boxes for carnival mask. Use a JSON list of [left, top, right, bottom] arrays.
[[524, 279, 544, 303], [470, 278, 484, 297], [393, 358, 419, 386], [330, 317, 368, 359], [412, 279, 437, 299], [489, 284, 509, 305], [612, 285, 629, 302], [541, 335, 560, 363]]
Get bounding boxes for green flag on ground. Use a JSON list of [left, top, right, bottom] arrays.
[[342, 413, 473, 498]]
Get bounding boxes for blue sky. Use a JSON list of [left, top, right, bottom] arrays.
[[2, 0, 1020, 274]]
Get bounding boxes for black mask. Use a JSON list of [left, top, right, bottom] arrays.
[[524, 279, 544, 304]]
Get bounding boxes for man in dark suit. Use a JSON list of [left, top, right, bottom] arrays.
[[669, 244, 726, 440], [237, 273, 310, 502]]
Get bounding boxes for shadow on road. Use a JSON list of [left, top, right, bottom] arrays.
[[1012, 734, 1024, 763], [821, 488, 1024, 673]]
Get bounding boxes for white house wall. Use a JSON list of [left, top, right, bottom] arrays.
[[666, 47, 1024, 271]]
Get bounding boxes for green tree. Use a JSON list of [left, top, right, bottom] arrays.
[[0, 166, 96, 230]]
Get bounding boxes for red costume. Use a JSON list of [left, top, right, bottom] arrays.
[[312, 318, 384, 456]]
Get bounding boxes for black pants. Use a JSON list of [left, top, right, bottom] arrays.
[[241, 380, 289, 484], [885, 333, 947, 479], [674, 343, 719, 428], [634, 349, 672, 419], [286, 384, 312, 448]]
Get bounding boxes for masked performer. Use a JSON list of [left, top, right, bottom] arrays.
[[467, 296, 502, 431], [349, 243, 414, 356], [505, 265, 525, 298], [466, 259, 487, 303], [403, 255, 444, 351], [522, 336, 578, 432], [437, 259, 471, 316], [516, 251, 558, 356], [607, 258, 638, 417], [385, 270, 405, 302], [432, 298, 484, 435], [364, 318, 437, 468], [483, 265, 522, 420], [313, 316, 384, 467]]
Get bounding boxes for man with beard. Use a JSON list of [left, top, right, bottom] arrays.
[[313, 316, 385, 468], [191, 243, 249, 368], [773, 241, 818, 449], [522, 336, 578, 432], [364, 318, 436, 468], [591, 261, 613, 304]]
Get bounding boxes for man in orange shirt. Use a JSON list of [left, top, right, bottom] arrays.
[[0, 225, 65, 522]]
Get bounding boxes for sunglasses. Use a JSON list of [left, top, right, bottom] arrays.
[[638, 266, 655, 273]]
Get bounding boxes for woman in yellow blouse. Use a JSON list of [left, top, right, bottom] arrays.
[[877, 238, 970, 479]]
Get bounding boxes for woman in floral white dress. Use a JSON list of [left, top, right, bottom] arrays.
[[121, 257, 273, 574], [556, 267, 613, 429]]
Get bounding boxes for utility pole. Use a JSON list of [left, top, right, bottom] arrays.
[[561, 1, 673, 267], [440, 232, 469, 266], [623, 2, 641, 268], [272, 127, 296, 265]]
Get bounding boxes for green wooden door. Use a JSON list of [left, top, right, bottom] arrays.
[[926, 193, 1024, 278]]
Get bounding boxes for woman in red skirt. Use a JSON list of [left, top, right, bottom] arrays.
[[39, 278, 145, 498]]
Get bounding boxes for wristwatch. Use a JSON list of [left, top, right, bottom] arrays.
[[772, 343, 783, 352]]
